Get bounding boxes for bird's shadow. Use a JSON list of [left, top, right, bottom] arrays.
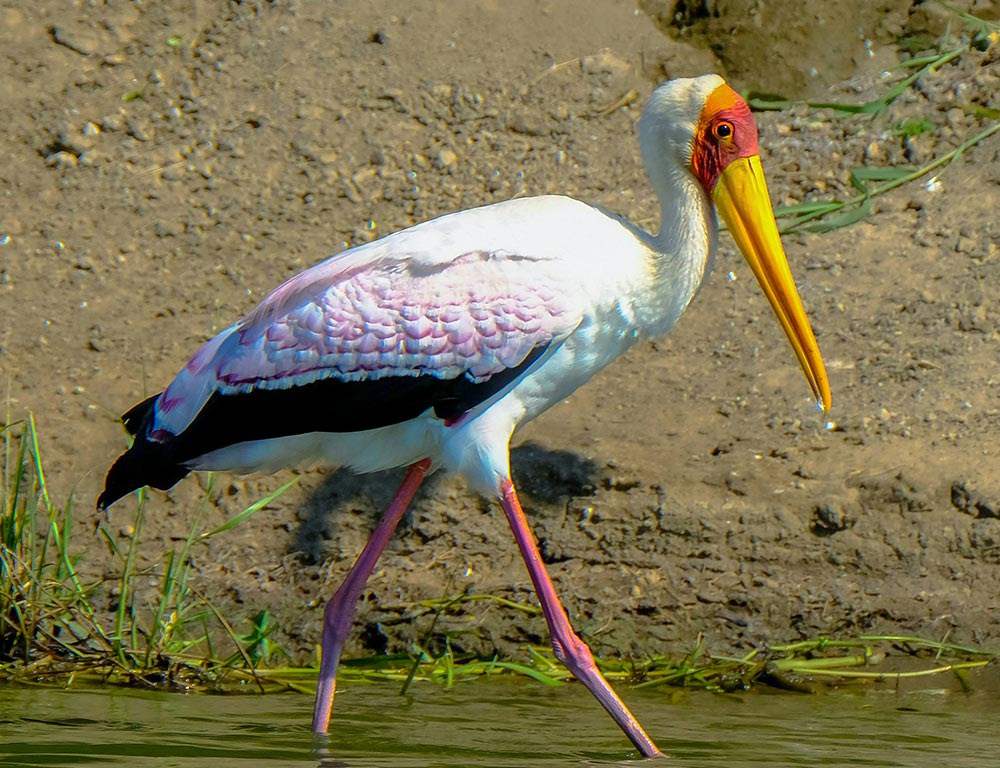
[[290, 441, 601, 564]]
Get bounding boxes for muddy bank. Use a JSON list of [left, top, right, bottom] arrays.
[[1, 0, 999, 665]]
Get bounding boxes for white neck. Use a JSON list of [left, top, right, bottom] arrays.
[[624, 154, 718, 339], [620, 74, 727, 337]]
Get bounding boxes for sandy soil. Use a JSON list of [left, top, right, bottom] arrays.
[[2, 0, 1000, 667]]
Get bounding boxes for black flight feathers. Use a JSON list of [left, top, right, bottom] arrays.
[[97, 344, 550, 510]]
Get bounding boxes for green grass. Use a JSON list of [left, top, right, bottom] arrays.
[[744, 8, 1000, 235], [0, 411, 297, 691], [1, 414, 997, 700], [325, 620, 997, 697], [772, 121, 1000, 234]]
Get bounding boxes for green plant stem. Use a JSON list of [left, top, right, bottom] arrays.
[[778, 121, 1000, 233], [784, 660, 989, 679]]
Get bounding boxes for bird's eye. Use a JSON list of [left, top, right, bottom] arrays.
[[714, 121, 734, 141]]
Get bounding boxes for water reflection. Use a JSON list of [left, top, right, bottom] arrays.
[[1, 677, 998, 767]]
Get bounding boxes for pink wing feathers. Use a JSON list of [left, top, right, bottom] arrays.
[[153, 245, 580, 439]]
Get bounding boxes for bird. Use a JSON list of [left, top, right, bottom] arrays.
[[98, 74, 831, 758]]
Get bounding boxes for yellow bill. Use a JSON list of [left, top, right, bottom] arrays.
[[713, 155, 832, 413]]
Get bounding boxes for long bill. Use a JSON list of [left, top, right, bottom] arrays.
[[713, 155, 832, 413]]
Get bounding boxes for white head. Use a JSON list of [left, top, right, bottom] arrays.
[[638, 74, 832, 413], [639, 74, 724, 169], [639, 74, 760, 199]]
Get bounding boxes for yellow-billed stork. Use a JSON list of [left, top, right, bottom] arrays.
[[99, 74, 830, 758]]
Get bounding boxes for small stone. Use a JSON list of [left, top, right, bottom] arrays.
[[102, 114, 124, 132], [431, 83, 453, 100], [864, 141, 886, 162], [127, 119, 153, 142], [51, 25, 101, 56], [955, 236, 977, 254], [435, 148, 458, 169], [951, 480, 1000, 519], [45, 151, 78, 169], [509, 111, 544, 136], [811, 503, 852, 536]]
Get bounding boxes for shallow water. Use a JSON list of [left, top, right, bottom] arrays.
[[1, 679, 997, 767]]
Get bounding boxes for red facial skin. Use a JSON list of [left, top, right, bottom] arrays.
[[690, 84, 761, 196]]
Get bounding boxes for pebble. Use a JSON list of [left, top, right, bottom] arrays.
[[811, 503, 852, 536], [127, 119, 153, 142], [509, 111, 544, 136], [341, 178, 362, 204], [435, 148, 458, 169], [951, 481, 1000, 519], [101, 113, 125, 133], [45, 151, 78, 169], [51, 25, 102, 56], [864, 141, 886, 162], [88, 326, 105, 352], [955, 235, 978, 254]]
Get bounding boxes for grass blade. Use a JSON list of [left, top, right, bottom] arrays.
[[198, 477, 298, 540]]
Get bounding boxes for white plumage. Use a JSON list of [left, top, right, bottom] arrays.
[[100, 74, 830, 758]]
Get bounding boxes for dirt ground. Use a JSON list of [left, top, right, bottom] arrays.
[[2, 0, 1000, 668]]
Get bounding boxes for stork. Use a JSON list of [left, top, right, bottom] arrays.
[[99, 74, 831, 758]]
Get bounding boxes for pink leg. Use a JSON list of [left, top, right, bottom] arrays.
[[312, 459, 431, 733], [499, 480, 664, 758]]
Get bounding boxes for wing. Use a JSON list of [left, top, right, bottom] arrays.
[[99, 205, 586, 508], [156, 247, 579, 441]]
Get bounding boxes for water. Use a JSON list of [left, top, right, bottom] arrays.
[[1, 680, 997, 767]]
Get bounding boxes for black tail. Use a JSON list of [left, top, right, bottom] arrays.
[[121, 393, 159, 436], [97, 394, 191, 510]]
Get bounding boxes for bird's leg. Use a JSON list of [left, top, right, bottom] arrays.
[[498, 479, 664, 759], [312, 458, 431, 733]]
